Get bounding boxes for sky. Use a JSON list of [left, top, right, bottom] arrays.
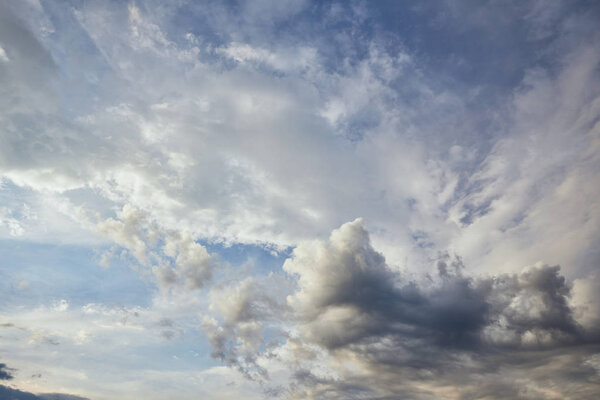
[[0, 0, 600, 399]]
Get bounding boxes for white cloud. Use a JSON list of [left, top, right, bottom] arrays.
[[0, 45, 9, 62]]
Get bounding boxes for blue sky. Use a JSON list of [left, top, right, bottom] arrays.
[[1, 1, 600, 399]]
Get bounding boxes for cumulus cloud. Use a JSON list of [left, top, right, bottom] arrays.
[[96, 204, 218, 292], [201, 219, 600, 398], [162, 231, 215, 290], [202, 276, 288, 384], [285, 221, 592, 350]]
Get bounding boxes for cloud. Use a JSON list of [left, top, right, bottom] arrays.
[[96, 204, 218, 292], [0, 0, 599, 398], [201, 276, 288, 384], [216, 42, 317, 73], [0, 363, 14, 380], [284, 220, 591, 350], [199, 219, 600, 398], [0, 385, 89, 400], [162, 231, 215, 290], [39, 394, 90, 400]]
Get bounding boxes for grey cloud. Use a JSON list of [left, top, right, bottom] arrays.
[[272, 219, 600, 398], [284, 219, 590, 351], [202, 315, 269, 383], [484, 264, 581, 347], [97, 204, 217, 292], [39, 394, 90, 400], [156, 318, 181, 340], [199, 218, 598, 399], [157, 318, 174, 327], [209, 278, 285, 327], [163, 231, 215, 290], [283, 220, 486, 350], [202, 276, 288, 387], [0, 385, 40, 400], [0, 363, 14, 380], [0, 385, 90, 400]]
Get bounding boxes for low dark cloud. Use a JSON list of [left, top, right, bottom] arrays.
[[203, 219, 600, 399], [280, 219, 600, 398], [285, 220, 600, 399], [0, 385, 38, 400], [0, 385, 90, 400], [0, 362, 89, 400], [284, 220, 588, 351], [0, 363, 14, 380]]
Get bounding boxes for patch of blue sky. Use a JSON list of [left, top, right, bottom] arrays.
[[0, 240, 153, 311], [370, 1, 541, 89], [203, 240, 292, 277]]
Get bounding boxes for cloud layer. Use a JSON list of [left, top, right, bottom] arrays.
[[0, 0, 599, 398]]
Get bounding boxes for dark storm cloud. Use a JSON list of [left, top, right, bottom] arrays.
[[0, 385, 38, 400]]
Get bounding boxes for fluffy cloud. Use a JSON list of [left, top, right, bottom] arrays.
[[202, 275, 288, 384], [284, 220, 586, 351], [96, 204, 218, 292], [202, 219, 600, 398]]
